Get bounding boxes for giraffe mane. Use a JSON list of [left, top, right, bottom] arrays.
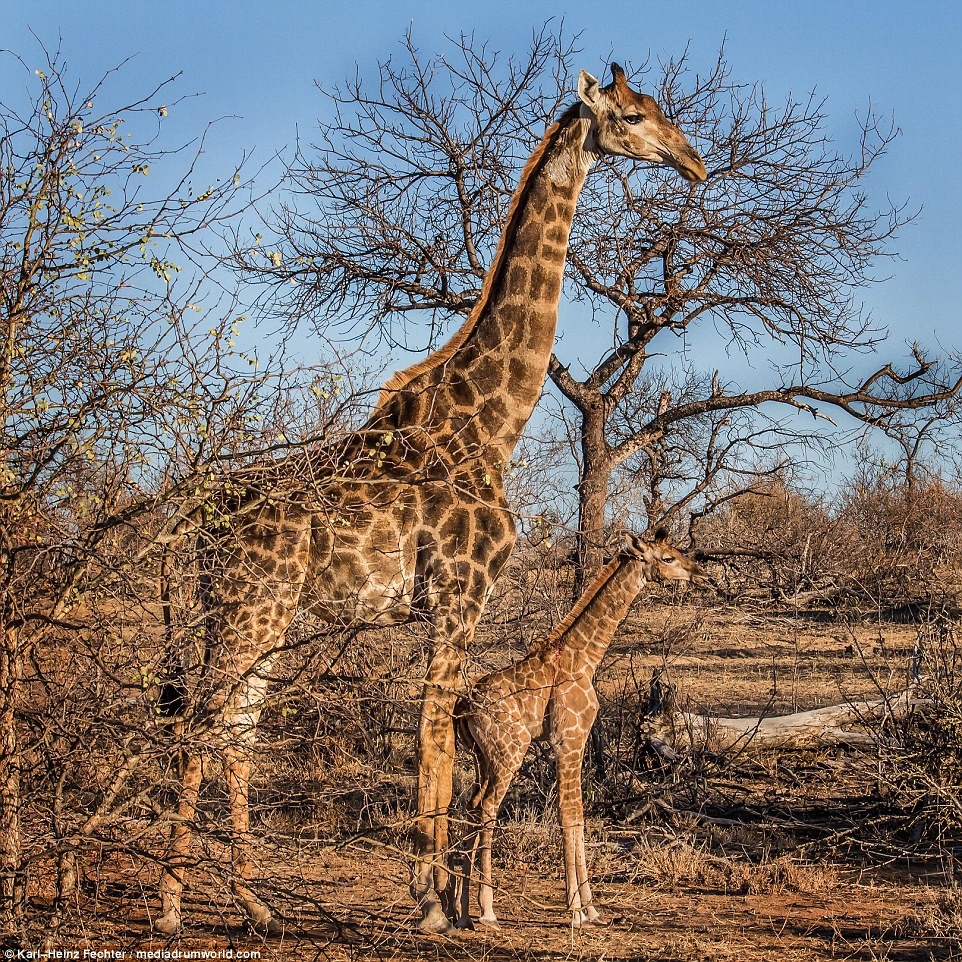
[[370, 102, 584, 413], [540, 553, 628, 653]]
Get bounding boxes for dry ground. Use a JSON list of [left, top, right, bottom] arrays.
[[26, 602, 961, 960], [39, 835, 955, 961]]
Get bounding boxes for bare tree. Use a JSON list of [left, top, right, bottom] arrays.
[[0, 44, 273, 937], [238, 26, 962, 590]]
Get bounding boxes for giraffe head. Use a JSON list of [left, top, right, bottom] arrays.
[[578, 63, 707, 182], [625, 528, 706, 583]]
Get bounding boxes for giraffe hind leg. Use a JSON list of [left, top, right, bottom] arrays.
[[218, 660, 283, 934], [475, 767, 518, 929], [448, 720, 489, 930]]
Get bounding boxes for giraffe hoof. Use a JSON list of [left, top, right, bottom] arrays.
[[249, 914, 284, 937], [478, 915, 501, 931], [454, 916, 475, 931], [153, 910, 182, 936], [417, 902, 455, 935]]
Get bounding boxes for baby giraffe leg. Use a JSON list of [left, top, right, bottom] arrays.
[[553, 709, 600, 926], [155, 751, 204, 935], [475, 769, 514, 929], [574, 826, 600, 923], [456, 699, 532, 930]]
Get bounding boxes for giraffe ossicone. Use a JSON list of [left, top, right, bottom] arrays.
[[451, 529, 705, 930], [153, 63, 705, 937]]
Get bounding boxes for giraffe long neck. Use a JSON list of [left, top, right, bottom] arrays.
[[369, 105, 593, 464], [541, 555, 648, 675]]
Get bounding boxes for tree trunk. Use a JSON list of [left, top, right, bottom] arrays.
[[0, 621, 25, 937], [575, 405, 613, 595]]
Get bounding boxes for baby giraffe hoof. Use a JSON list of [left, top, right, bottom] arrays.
[[478, 914, 501, 931], [571, 908, 595, 928]]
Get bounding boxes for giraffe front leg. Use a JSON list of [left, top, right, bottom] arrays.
[[155, 751, 204, 935], [412, 610, 478, 934], [562, 824, 600, 927], [574, 827, 601, 924], [553, 706, 600, 927], [412, 680, 458, 933], [224, 744, 280, 934], [221, 668, 281, 935]]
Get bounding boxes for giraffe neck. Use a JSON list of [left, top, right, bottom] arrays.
[[369, 104, 594, 463], [541, 555, 648, 674]]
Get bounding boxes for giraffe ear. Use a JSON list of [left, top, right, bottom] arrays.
[[625, 532, 648, 557], [578, 69, 601, 107]]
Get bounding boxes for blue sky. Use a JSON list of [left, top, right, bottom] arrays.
[[5, 0, 962, 433]]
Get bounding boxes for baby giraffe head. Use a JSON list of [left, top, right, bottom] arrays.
[[625, 527, 706, 583], [578, 62, 707, 182]]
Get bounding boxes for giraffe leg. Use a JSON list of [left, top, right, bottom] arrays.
[[412, 615, 477, 934], [451, 834, 477, 930], [155, 501, 309, 933], [574, 826, 601, 924], [155, 751, 204, 935], [450, 743, 491, 930], [223, 743, 279, 932], [561, 823, 600, 926], [445, 827, 478, 931], [475, 812, 500, 928], [433, 712, 455, 900], [554, 719, 599, 926], [219, 664, 281, 934], [475, 768, 515, 929], [411, 681, 458, 933]]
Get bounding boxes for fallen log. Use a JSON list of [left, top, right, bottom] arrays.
[[648, 685, 926, 753]]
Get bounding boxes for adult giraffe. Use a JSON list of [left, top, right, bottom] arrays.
[[154, 63, 706, 936]]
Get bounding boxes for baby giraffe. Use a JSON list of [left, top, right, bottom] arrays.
[[451, 529, 703, 929]]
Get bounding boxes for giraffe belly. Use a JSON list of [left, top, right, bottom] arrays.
[[302, 515, 418, 627], [303, 565, 416, 626]]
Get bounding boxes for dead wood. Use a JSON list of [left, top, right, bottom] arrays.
[[648, 686, 927, 753]]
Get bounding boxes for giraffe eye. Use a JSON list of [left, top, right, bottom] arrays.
[[624, 113, 644, 125]]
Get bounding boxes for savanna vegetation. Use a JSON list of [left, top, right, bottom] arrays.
[[1, 26, 961, 962]]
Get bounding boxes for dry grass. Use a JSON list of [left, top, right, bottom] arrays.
[[894, 888, 962, 945], [617, 835, 840, 897], [14, 582, 961, 961]]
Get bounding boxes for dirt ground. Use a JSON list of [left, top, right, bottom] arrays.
[[47, 839, 953, 961], [29, 602, 961, 961]]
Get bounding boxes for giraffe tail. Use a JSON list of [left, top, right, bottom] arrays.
[[453, 695, 487, 808], [156, 511, 204, 723], [453, 695, 474, 755]]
